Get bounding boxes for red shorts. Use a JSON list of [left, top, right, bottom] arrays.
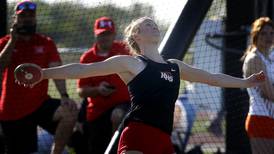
[[245, 115, 274, 139], [118, 122, 174, 154]]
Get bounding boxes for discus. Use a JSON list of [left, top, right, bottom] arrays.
[[14, 63, 42, 85]]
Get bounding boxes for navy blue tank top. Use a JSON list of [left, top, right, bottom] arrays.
[[126, 56, 180, 135]]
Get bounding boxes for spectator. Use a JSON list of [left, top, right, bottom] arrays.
[[75, 16, 130, 154], [16, 16, 265, 154], [0, 1, 78, 154], [241, 16, 274, 154]]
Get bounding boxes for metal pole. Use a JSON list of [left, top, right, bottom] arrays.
[[225, 0, 254, 153], [159, 0, 213, 60]]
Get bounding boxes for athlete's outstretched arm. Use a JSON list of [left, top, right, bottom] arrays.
[[43, 55, 131, 79], [169, 59, 265, 88]]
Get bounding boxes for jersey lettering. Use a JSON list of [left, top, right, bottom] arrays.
[[160, 72, 173, 82]]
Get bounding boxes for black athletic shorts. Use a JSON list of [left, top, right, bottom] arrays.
[[0, 98, 60, 154], [84, 102, 130, 154]]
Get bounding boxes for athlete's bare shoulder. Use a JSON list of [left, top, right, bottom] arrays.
[[167, 58, 184, 69], [107, 55, 140, 66], [107, 55, 146, 84], [107, 55, 146, 74], [168, 58, 181, 64], [122, 55, 146, 74]]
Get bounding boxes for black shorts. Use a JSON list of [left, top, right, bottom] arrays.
[[83, 102, 130, 154], [1, 98, 60, 154]]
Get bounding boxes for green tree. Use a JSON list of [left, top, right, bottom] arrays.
[[8, 1, 155, 48]]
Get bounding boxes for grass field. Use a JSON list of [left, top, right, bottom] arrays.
[[48, 52, 82, 103], [48, 79, 81, 102]]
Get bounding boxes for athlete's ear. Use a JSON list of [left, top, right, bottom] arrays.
[[132, 27, 141, 41], [133, 35, 139, 42], [133, 33, 141, 42]]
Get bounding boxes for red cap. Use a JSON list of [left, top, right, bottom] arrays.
[[94, 17, 115, 36], [15, 1, 36, 15]]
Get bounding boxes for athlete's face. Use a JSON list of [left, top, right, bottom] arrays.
[[136, 19, 161, 43], [257, 25, 274, 51]]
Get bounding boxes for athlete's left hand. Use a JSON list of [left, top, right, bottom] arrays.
[[245, 71, 265, 87]]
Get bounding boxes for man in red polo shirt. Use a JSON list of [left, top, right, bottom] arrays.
[[0, 1, 78, 154], [76, 16, 130, 154]]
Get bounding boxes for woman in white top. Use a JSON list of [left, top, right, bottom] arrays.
[[242, 17, 274, 154]]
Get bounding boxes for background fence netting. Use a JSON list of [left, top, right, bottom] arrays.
[[6, 0, 231, 153]]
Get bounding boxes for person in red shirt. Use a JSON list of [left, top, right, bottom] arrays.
[[75, 16, 130, 154], [0, 1, 78, 154]]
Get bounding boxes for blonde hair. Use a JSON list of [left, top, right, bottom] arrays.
[[124, 16, 153, 55], [241, 17, 274, 61]]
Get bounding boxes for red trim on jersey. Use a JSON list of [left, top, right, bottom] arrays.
[[77, 41, 130, 121], [0, 34, 61, 120]]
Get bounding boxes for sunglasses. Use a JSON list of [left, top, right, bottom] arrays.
[[98, 20, 113, 28], [16, 2, 37, 11]]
